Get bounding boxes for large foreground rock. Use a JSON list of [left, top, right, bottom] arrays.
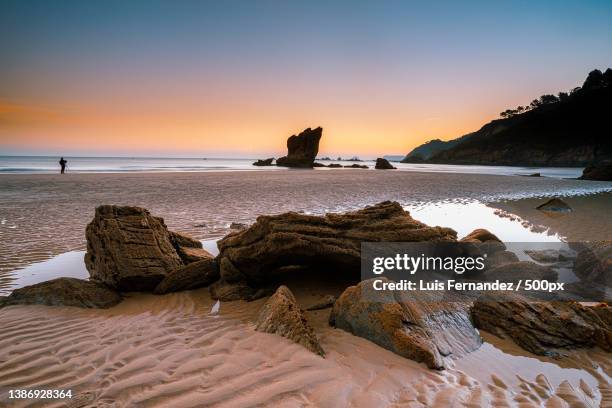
[[215, 201, 457, 299], [154, 258, 219, 295], [276, 127, 322, 168], [255, 286, 325, 356], [0, 278, 121, 309], [329, 278, 482, 369], [472, 292, 612, 356], [85, 205, 184, 291], [579, 164, 612, 181]]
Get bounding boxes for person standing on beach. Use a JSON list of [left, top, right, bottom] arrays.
[[59, 157, 67, 174]]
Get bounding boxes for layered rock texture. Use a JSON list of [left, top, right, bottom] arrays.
[[154, 258, 219, 295], [85, 205, 184, 291], [329, 278, 482, 369], [472, 292, 612, 356], [572, 241, 612, 287], [214, 201, 456, 300], [255, 285, 325, 356], [0, 278, 121, 309], [276, 127, 322, 168]]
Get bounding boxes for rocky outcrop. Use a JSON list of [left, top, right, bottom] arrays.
[[579, 164, 612, 181], [536, 198, 572, 213], [214, 201, 456, 299], [276, 127, 322, 168], [573, 241, 612, 287], [330, 278, 482, 369], [154, 258, 219, 294], [344, 164, 368, 169], [255, 286, 325, 356], [0, 278, 121, 309], [327, 163, 343, 168], [169, 231, 202, 249], [472, 292, 612, 356], [375, 158, 396, 169], [253, 158, 274, 166], [85, 205, 184, 292]]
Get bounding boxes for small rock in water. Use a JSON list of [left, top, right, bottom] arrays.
[[229, 222, 247, 230], [524, 249, 573, 263], [536, 198, 572, 213], [253, 158, 274, 166]]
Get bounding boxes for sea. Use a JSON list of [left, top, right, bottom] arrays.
[[0, 156, 586, 178]]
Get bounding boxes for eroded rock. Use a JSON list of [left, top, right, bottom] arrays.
[[460, 228, 502, 243], [573, 241, 612, 287], [329, 278, 482, 369], [1, 278, 121, 309], [154, 258, 219, 294], [472, 292, 612, 356], [177, 246, 214, 264], [276, 127, 322, 168], [255, 285, 325, 356], [85, 205, 183, 291], [215, 201, 456, 299]]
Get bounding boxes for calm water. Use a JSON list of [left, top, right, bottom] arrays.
[[0, 156, 585, 178]]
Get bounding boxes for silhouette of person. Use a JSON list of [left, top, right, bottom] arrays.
[[59, 157, 67, 174]]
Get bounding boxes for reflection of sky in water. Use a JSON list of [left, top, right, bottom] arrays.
[[2, 203, 560, 295], [405, 200, 562, 242]]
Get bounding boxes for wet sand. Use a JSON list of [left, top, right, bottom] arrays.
[[1, 170, 609, 275], [0, 170, 610, 407], [0, 289, 609, 407]]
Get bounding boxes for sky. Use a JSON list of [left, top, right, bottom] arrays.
[[1, 0, 611, 158]]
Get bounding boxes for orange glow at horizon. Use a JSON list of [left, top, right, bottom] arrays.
[[0, 97, 495, 157]]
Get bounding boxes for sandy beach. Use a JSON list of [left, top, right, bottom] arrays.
[[1, 170, 611, 407]]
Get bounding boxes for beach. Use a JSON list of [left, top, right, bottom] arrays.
[[0, 169, 611, 407]]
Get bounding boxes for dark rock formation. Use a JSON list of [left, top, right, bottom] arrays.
[[154, 258, 219, 295], [536, 198, 573, 213], [327, 163, 343, 168], [472, 292, 612, 356], [344, 164, 368, 169], [85, 205, 184, 292], [375, 158, 396, 169], [253, 158, 274, 166], [401, 68, 612, 167], [214, 201, 456, 299], [255, 285, 325, 356], [312, 162, 326, 167], [1, 278, 121, 309], [579, 164, 612, 181], [305, 295, 337, 311], [330, 278, 482, 369], [276, 127, 322, 168], [526, 173, 541, 177]]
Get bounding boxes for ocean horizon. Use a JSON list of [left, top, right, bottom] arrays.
[[0, 155, 586, 178]]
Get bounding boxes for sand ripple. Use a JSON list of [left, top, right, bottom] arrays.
[[0, 290, 608, 407]]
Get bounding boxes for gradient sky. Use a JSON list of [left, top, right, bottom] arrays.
[[1, 0, 611, 157]]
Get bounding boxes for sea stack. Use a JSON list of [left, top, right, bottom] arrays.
[[276, 127, 322, 168]]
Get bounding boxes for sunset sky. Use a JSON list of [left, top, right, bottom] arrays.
[[1, 0, 611, 158]]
